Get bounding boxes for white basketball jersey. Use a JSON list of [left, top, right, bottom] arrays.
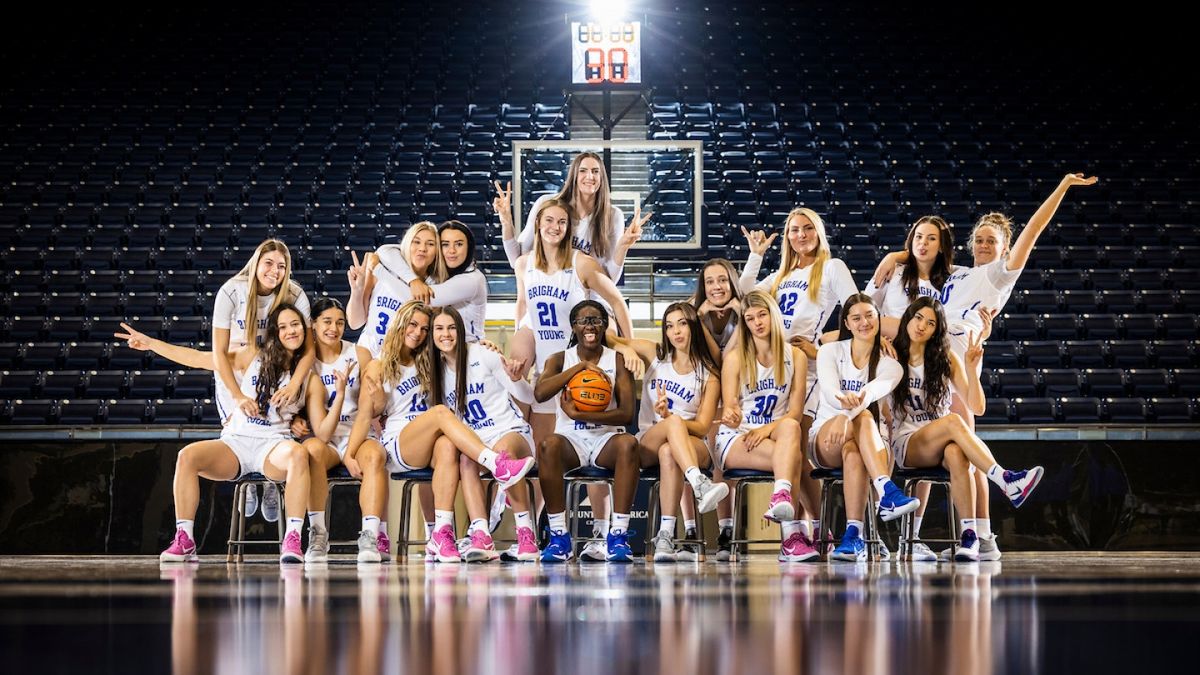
[[811, 340, 872, 426], [943, 258, 1023, 336], [638, 357, 708, 430], [381, 362, 427, 438], [214, 277, 311, 349], [864, 264, 954, 319], [226, 355, 304, 438], [315, 340, 360, 439], [738, 350, 794, 428], [555, 346, 620, 436], [890, 361, 951, 440], [357, 265, 414, 359], [524, 251, 592, 372], [761, 258, 858, 341], [444, 344, 526, 435]]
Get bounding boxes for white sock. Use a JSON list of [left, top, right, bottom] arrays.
[[611, 513, 631, 535], [986, 464, 1006, 487], [286, 517, 303, 535], [960, 519, 977, 536], [773, 479, 792, 494], [548, 511, 567, 534], [811, 519, 822, 538], [424, 521, 435, 539], [434, 510, 454, 531], [307, 511, 325, 531], [380, 520, 388, 535], [515, 511, 533, 531], [798, 520, 813, 538], [781, 520, 802, 538], [175, 519, 194, 540], [659, 515, 677, 536], [683, 519, 697, 533], [362, 516, 380, 536], [719, 518, 733, 531], [593, 518, 610, 537], [977, 518, 993, 538], [913, 515, 924, 537], [469, 518, 488, 535], [477, 448, 498, 472], [872, 475, 892, 498], [684, 466, 704, 489], [846, 520, 864, 537]]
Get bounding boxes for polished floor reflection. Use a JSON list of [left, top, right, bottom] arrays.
[[2, 553, 1198, 674]]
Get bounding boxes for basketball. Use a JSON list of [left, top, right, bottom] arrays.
[[568, 369, 612, 412]]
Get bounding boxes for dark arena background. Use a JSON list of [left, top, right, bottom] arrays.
[[1, 1, 1198, 673]]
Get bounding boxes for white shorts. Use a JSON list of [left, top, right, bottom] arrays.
[[715, 424, 754, 470], [802, 369, 820, 419], [381, 434, 424, 474], [330, 433, 352, 459], [557, 427, 623, 468], [890, 432, 917, 470], [221, 431, 290, 479], [477, 423, 535, 452], [805, 425, 835, 470]]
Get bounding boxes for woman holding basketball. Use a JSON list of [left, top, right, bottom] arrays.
[[808, 293, 916, 563], [715, 290, 819, 562], [345, 300, 535, 563], [534, 300, 645, 563], [160, 303, 313, 564], [429, 306, 540, 562], [608, 301, 726, 562], [887, 297, 1044, 562]]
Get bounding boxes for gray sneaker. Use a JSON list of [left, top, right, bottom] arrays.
[[357, 530, 382, 563], [694, 477, 730, 514], [240, 485, 259, 517], [652, 531, 677, 562], [305, 526, 329, 563], [979, 534, 1002, 561], [910, 542, 938, 562], [261, 483, 280, 523]]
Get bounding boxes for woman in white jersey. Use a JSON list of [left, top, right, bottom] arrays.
[[887, 297, 1045, 562], [374, 220, 489, 344], [345, 301, 535, 563], [535, 300, 645, 564], [347, 221, 445, 364], [497, 154, 650, 374], [160, 304, 313, 564], [295, 298, 377, 563], [212, 239, 313, 424], [809, 293, 917, 563], [688, 258, 744, 559], [872, 173, 1098, 561], [428, 307, 540, 562], [863, 216, 957, 323], [609, 302, 727, 562], [715, 290, 819, 562]]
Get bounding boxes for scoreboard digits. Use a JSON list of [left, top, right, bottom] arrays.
[[572, 21, 641, 85]]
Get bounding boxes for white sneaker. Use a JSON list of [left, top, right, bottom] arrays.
[[878, 539, 892, 562], [488, 489, 508, 533], [938, 546, 953, 563], [240, 485, 259, 517], [694, 477, 730, 514], [356, 530, 381, 563], [652, 531, 677, 563], [978, 534, 1002, 561], [580, 539, 607, 562], [910, 542, 938, 562], [261, 483, 280, 523]]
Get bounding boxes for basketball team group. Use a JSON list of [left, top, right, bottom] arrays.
[[119, 151, 1098, 565]]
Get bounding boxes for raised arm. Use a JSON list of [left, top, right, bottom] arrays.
[[346, 251, 371, 330], [115, 322, 215, 370], [736, 226, 778, 293], [1007, 173, 1099, 271], [346, 361, 383, 457]]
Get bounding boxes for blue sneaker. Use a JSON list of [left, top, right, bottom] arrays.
[[830, 527, 867, 562], [539, 530, 573, 563], [1003, 467, 1044, 508], [954, 529, 980, 562], [877, 483, 921, 522], [606, 530, 635, 563]]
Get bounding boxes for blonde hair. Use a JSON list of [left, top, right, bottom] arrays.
[[972, 212, 1014, 251], [770, 208, 831, 304], [232, 239, 303, 341], [397, 221, 447, 283], [532, 198, 574, 273], [735, 290, 789, 392], [379, 301, 436, 393], [553, 152, 614, 260]]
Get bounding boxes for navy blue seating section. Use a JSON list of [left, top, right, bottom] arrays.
[[0, 2, 1195, 423]]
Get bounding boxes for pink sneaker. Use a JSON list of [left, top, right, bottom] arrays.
[[159, 529, 197, 563], [463, 530, 499, 563], [492, 453, 535, 489], [279, 530, 304, 564], [376, 531, 392, 563], [763, 489, 795, 523], [425, 525, 461, 563], [515, 526, 539, 561], [778, 532, 820, 562]]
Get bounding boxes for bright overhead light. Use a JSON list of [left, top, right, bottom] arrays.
[[590, 0, 628, 23]]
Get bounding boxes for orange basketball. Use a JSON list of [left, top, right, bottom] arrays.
[[567, 369, 612, 412]]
